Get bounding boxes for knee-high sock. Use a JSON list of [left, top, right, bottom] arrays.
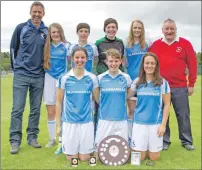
[[48, 120, 56, 140]]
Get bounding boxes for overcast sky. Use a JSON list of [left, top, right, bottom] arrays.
[[1, 1, 201, 52]]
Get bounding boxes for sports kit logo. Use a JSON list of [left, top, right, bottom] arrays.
[[85, 79, 91, 85], [60, 47, 66, 53], [119, 78, 125, 84], [131, 141, 136, 148], [40, 33, 45, 39], [176, 47, 182, 53], [62, 145, 66, 152]]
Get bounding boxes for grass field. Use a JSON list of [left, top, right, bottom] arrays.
[[1, 75, 201, 169]]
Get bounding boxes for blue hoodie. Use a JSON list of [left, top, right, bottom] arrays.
[[10, 19, 48, 77]]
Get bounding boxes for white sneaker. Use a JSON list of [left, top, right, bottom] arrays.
[[45, 139, 56, 148]]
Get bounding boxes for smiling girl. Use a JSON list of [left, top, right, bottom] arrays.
[[43, 23, 71, 152], [94, 49, 132, 158], [56, 47, 99, 161], [128, 52, 171, 161], [124, 20, 151, 142]]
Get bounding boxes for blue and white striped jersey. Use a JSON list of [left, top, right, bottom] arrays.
[[98, 70, 132, 121], [45, 42, 71, 79], [57, 69, 99, 123], [68, 42, 98, 72], [130, 78, 170, 124], [124, 41, 150, 80]]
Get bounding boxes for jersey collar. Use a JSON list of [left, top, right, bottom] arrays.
[[68, 68, 88, 77], [161, 36, 179, 45], [27, 19, 46, 30], [75, 42, 90, 48], [106, 70, 122, 78], [51, 41, 63, 48]]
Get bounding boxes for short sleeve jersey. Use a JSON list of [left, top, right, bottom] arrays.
[[130, 78, 170, 124], [68, 42, 98, 72], [57, 69, 99, 123], [98, 70, 132, 121], [124, 41, 149, 80], [45, 42, 71, 79]]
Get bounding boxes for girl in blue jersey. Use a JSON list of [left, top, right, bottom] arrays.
[[125, 20, 151, 141], [128, 52, 170, 161], [94, 48, 132, 159], [56, 47, 99, 161], [43, 23, 71, 153], [68, 23, 98, 118]]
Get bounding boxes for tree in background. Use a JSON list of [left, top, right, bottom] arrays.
[[0, 52, 12, 72], [196, 52, 202, 65]]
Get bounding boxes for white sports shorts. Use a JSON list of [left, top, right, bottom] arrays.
[[130, 123, 163, 152], [43, 73, 57, 105], [94, 119, 128, 152], [62, 121, 94, 155]]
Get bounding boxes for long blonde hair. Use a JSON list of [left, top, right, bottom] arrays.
[[127, 20, 146, 50], [44, 23, 67, 70]]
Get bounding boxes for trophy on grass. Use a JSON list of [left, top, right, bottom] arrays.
[[131, 151, 141, 166], [98, 135, 130, 166], [71, 158, 78, 167]]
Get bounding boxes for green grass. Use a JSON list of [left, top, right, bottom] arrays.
[[1, 75, 201, 169]]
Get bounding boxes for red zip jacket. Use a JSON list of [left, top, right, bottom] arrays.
[[149, 37, 197, 88]]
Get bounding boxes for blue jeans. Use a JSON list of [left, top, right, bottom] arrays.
[[9, 74, 44, 145]]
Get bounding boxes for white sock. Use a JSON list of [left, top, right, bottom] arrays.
[[48, 120, 56, 140], [128, 119, 133, 140]]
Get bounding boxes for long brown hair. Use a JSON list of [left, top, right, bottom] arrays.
[[43, 23, 67, 70], [127, 20, 146, 50], [136, 52, 162, 88]]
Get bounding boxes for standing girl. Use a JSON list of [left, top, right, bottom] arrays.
[[128, 52, 171, 161], [125, 20, 151, 140], [56, 47, 99, 161], [43, 23, 71, 153]]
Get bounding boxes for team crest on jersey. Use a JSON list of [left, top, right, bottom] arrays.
[[40, 33, 45, 39], [119, 78, 124, 84], [85, 79, 91, 85], [176, 47, 182, 53], [60, 47, 66, 53]]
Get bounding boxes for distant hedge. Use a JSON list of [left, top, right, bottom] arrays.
[[198, 65, 202, 75]]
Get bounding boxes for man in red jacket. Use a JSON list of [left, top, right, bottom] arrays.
[[149, 18, 197, 151]]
